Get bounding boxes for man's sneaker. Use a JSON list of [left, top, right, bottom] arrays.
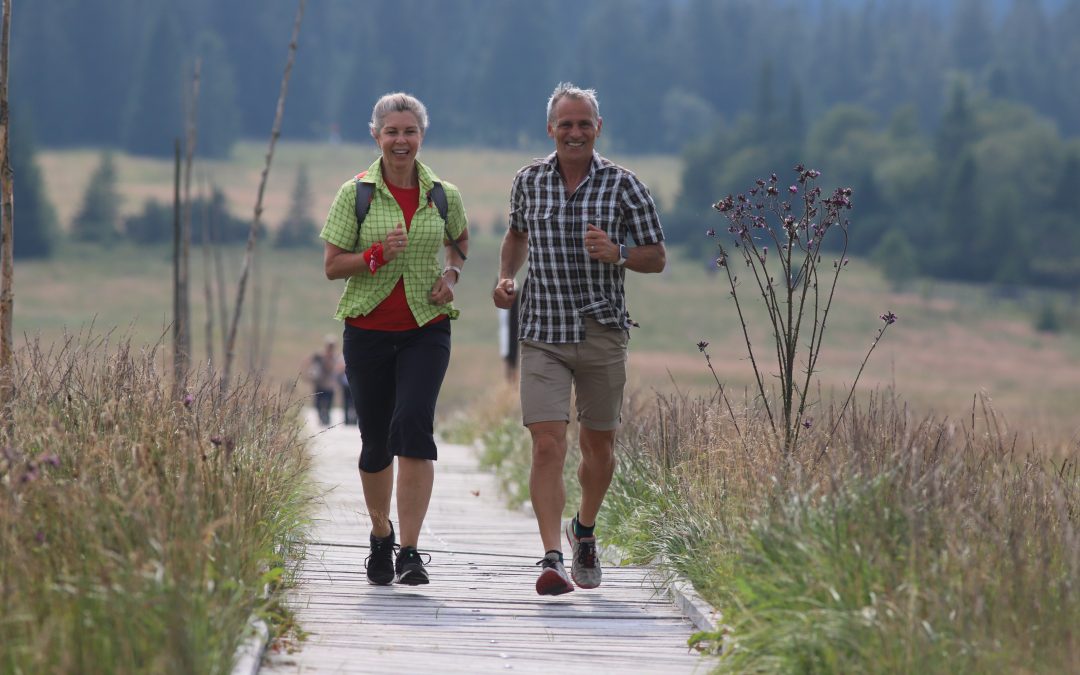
[[395, 546, 431, 585], [535, 551, 574, 596], [565, 518, 602, 589], [365, 523, 397, 586]]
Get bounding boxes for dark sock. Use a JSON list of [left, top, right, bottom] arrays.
[[574, 514, 595, 538], [546, 549, 564, 563]]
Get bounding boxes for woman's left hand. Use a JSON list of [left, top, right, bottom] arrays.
[[429, 272, 456, 306]]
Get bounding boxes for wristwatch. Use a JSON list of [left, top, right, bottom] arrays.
[[615, 244, 628, 266]]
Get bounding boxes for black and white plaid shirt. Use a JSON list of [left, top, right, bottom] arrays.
[[509, 151, 665, 344]]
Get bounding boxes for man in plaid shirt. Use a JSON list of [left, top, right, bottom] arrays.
[[493, 82, 666, 596]]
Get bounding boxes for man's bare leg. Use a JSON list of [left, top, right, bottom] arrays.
[[528, 420, 569, 552]]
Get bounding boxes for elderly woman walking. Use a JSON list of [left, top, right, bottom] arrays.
[[321, 92, 469, 586]]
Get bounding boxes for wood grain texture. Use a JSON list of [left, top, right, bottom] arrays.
[[261, 413, 708, 674]]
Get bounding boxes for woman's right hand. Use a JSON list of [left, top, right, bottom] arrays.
[[382, 223, 408, 261]]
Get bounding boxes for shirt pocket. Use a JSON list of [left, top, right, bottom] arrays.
[[522, 199, 554, 224], [583, 197, 621, 241]]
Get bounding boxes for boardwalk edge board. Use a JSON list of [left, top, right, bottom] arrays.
[[230, 616, 269, 675], [602, 545, 721, 633]]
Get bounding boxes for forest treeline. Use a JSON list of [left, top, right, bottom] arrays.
[[10, 0, 1080, 287], [14, 0, 1080, 153]]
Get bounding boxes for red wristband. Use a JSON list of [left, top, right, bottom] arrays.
[[364, 242, 386, 274]]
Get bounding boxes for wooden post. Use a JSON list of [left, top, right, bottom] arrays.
[[171, 138, 185, 390], [211, 189, 229, 362], [199, 175, 214, 368], [180, 59, 199, 375]]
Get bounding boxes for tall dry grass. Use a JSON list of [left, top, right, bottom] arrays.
[[604, 390, 1079, 673], [0, 330, 312, 674], [458, 383, 1078, 672]]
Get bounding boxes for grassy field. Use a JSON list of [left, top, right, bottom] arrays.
[[24, 141, 1080, 439]]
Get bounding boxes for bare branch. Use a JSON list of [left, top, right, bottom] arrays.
[[222, 0, 306, 392], [0, 0, 14, 431]]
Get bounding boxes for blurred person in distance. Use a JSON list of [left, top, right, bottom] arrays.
[[305, 334, 337, 426]]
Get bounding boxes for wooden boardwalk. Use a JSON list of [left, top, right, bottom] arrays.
[[261, 412, 709, 675]]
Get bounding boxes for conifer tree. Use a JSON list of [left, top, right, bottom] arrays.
[[72, 152, 120, 243], [10, 112, 57, 259], [936, 80, 976, 162], [274, 164, 317, 248], [122, 7, 184, 157]]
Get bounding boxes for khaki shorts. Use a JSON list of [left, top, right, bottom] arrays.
[[520, 318, 629, 430]]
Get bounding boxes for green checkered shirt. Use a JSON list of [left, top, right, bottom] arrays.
[[321, 158, 467, 324]]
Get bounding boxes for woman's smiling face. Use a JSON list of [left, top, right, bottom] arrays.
[[373, 110, 423, 172]]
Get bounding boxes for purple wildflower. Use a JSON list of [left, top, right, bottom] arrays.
[[880, 311, 897, 325], [697, 341, 709, 353], [789, 185, 798, 194], [183, 393, 194, 408], [802, 418, 813, 429]]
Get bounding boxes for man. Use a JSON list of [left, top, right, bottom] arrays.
[[492, 82, 666, 596]]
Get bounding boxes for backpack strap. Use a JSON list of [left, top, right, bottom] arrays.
[[353, 172, 374, 252], [428, 182, 467, 261]]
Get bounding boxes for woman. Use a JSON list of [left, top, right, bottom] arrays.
[[321, 92, 469, 586]]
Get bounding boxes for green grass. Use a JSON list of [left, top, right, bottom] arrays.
[[0, 332, 312, 673]]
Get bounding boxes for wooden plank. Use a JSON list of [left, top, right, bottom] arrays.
[[260, 412, 708, 674]]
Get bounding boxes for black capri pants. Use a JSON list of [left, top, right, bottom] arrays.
[[342, 319, 451, 473]]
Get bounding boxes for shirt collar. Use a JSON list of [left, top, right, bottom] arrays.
[[543, 151, 611, 178], [361, 157, 440, 193]]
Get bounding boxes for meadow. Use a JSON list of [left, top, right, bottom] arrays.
[[22, 140, 1080, 437]]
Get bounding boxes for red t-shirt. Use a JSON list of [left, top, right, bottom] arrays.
[[346, 180, 446, 331]]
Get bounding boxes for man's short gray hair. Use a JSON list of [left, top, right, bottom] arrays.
[[370, 92, 429, 135], [546, 82, 600, 126]]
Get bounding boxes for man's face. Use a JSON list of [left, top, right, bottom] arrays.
[[547, 97, 601, 163]]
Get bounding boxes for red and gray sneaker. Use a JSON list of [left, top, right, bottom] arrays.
[[565, 518, 602, 589], [535, 550, 574, 596]]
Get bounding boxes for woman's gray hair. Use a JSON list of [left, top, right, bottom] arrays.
[[546, 82, 600, 126], [370, 92, 429, 135]]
